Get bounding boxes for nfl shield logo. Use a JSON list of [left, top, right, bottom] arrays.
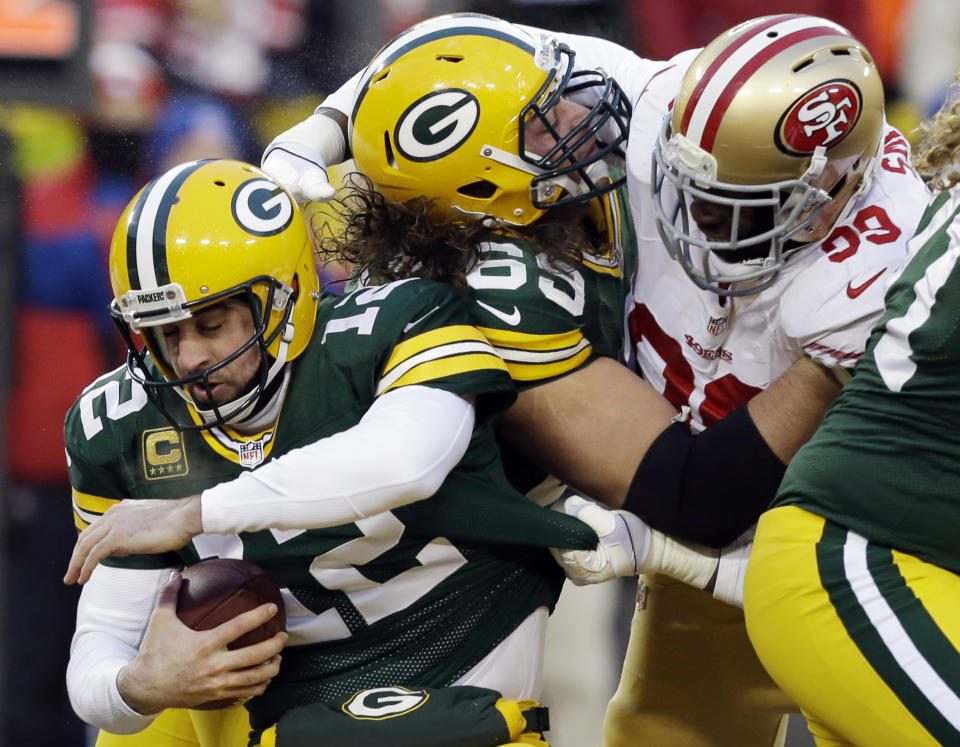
[[239, 440, 265, 469], [707, 315, 728, 336]]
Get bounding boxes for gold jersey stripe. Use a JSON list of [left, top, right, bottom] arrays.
[[197, 429, 277, 465], [184, 402, 278, 466], [503, 345, 593, 382], [384, 325, 490, 374], [493, 336, 592, 365], [73, 488, 119, 515], [582, 256, 622, 276], [378, 339, 505, 394], [72, 489, 120, 530], [378, 352, 508, 396], [476, 326, 585, 352]]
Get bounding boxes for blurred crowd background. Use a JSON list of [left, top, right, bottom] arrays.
[[0, 1, 956, 745]]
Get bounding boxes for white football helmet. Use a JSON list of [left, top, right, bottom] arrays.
[[652, 14, 885, 295]]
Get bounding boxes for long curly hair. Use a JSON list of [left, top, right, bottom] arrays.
[[914, 71, 960, 191], [313, 173, 604, 291]]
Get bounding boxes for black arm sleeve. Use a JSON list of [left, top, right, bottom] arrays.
[[622, 404, 786, 548]]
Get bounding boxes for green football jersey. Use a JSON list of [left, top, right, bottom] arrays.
[[468, 184, 637, 493], [469, 181, 637, 387], [774, 188, 960, 574], [65, 278, 597, 728]]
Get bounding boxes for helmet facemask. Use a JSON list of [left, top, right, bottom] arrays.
[[517, 44, 633, 210], [653, 116, 835, 296], [111, 277, 297, 431]]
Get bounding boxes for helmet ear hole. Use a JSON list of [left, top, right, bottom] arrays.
[[457, 180, 497, 199], [384, 132, 398, 170]]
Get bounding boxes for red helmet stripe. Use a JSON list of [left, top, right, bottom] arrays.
[[681, 14, 792, 135], [683, 16, 851, 152]]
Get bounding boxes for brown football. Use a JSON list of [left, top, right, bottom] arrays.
[[176, 558, 286, 710]]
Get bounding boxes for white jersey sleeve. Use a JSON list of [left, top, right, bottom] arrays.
[[521, 26, 676, 104], [776, 125, 932, 371], [67, 565, 170, 733], [201, 386, 474, 534]]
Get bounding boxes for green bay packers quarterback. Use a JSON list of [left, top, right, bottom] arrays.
[[63, 158, 599, 746]]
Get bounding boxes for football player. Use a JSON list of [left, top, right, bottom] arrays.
[[63, 158, 600, 746], [258, 12, 932, 747], [744, 75, 960, 746]]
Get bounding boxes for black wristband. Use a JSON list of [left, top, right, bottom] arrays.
[[622, 404, 786, 547]]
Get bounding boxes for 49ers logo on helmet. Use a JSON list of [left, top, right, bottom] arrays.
[[775, 79, 862, 156], [394, 89, 479, 162]]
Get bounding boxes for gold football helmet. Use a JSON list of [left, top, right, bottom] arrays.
[[349, 12, 631, 226], [109, 158, 320, 429], [652, 14, 885, 295]]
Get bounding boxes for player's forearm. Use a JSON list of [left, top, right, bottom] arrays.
[[498, 356, 676, 506], [201, 386, 474, 534], [622, 357, 840, 546]]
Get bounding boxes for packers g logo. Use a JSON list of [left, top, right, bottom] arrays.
[[342, 686, 430, 720], [394, 89, 479, 162], [231, 178, 294, 236], [776, 80, 862, 155]]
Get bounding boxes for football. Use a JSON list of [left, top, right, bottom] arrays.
[[176, 557, 286, 710]]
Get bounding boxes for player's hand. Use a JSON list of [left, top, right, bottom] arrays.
[[116, 573, 287, 713], [64, 496, 203, 585], [548, 493, 651, 585], [261, 143, 336, 203]]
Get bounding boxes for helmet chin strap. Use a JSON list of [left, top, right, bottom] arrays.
[[182, 321, 295, 427]]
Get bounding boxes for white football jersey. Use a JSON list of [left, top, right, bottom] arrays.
[[621, 61, 931, 431], [550, 32, 933, 430]]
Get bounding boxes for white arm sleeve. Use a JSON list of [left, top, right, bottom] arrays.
[[262, 109, 347, 168], [260, 69, 362, 166], [318, 69, 364, 119], [519, 25, 670, 103], [202, 386, 475, 534], [67, 564, 171, 733]]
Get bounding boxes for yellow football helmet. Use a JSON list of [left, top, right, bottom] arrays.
[[109, 158, 320, 429], [349, 12, 631, 226], [652, 14, 885, 295]]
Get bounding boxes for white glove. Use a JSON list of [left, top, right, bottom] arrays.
[[261, 142, 336, 203], [549, 493, 653, 586]]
